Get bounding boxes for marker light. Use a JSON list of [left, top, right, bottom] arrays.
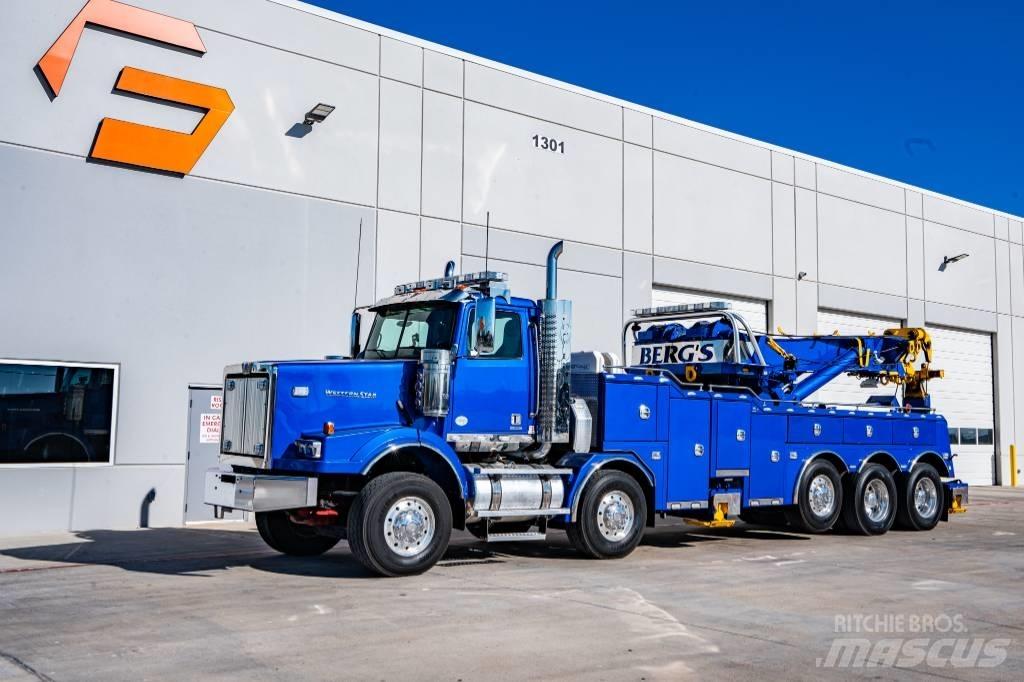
[[631, 301, 732, 318]]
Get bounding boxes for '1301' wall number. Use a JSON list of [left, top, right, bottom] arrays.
[[532, 134, 565, 154]]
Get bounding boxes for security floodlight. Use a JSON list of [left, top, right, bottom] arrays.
[[304, 103, 335, 126], [942, 253, 970, 266]]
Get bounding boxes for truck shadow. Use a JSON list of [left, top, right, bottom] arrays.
[[0, 527, 374, 579], [0, 524, 810, 578]]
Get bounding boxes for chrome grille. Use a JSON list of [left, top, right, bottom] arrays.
[[222, 374, 271, 457]]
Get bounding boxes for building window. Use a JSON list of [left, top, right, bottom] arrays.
[[977, 428, 994, 445], [0, 360, 118, 465]]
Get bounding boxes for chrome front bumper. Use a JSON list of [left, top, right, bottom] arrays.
[[204, 470, 317, 513]]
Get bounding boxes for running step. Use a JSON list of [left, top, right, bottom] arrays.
[[485, 531, 547, 543]]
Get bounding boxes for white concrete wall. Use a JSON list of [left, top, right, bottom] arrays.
[[1, 0, 1022, 534]]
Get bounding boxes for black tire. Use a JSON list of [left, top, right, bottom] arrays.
[[347, 472, 452, 577], [255, 511, 340, 556], [895, 463, 944, 531], [785, 459, 843, 533], [567, 471, 647, 559], [841, 463, 898, 535]]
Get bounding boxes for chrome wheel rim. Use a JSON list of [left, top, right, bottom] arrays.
[[384, 496, 435, 557], [914, 477, 938, 518], [863, 479, 891, 523], [808, 474, 836, 518], [596, 491, 634, 541]]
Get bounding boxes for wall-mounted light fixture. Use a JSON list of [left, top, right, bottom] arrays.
[[303, 103, 335, 126], [942, 253, 970, 267], [797, 271, 807, 281]]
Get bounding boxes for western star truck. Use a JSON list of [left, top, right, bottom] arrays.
[[205, 242, 968, 576]]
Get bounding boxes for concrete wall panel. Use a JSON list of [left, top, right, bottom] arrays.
[[424, 49, 463, 97], [653, 153, 772, 273], [772, 183, 796, 277], [926, 302, 997, 333], [795, 188, 818, 281], [462, 102, 623, 248], [420, 218, 462, 279], [771, 152, 795, 185], [653, 257, 773, 301], [0, 144, 372, 468], [1010, 244, 1024, 317], [923, 195, 995, 236], [772, 276, 797, 332], [624, 144, 654, 253], [462, 226, 621, 277], [924, 221, 997, 312], [623, 109, 653, 147], [795, 280, 819, 335], [464, 63, 621, 138], [996, 240, 1012, 316], [381, 36, 422, 86], [70, 465, 185, 530], [653, 118, 770, 178], [994, 314, 1015, 485], [906, 217, 925, 300], [422, 91, 463, 221], [378, 79, 422, 213], [0, 468, 74, 536], [817, 165, 904, 214], [623, 252, 654, 327], [906, 191, 923, 218], [995, 215, 1010, 242], [817, 195, 906, 296], [376, 210, 420, 297], [818, 284, 907, 321], [137, 0, 380, 74], [795, 158, 816, 190]]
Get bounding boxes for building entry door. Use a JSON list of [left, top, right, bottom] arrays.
[[184, 386, 240, 522]]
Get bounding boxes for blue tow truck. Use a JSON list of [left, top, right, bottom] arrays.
[[206, 243, 968, 576]]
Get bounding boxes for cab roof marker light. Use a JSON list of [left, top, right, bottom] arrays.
[[632, 301, 732, 318], [394, 271, 508, 295]]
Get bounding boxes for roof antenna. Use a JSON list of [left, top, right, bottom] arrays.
[[484, 211, 490, 273]]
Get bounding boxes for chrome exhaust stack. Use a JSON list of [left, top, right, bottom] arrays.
[[537, 241, 572, 445]]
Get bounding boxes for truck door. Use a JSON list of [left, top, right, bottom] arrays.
[[448, 306, 532, 437], [667, 398, 711, 506]]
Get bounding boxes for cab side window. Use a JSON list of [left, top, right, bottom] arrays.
[[468, 310, 523, 359]]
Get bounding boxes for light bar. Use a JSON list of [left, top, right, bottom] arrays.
[[631, 301, 732, 318], [394, 271, 507, 295]]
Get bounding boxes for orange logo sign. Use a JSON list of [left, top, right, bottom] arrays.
[[38, 0, 234, 174]]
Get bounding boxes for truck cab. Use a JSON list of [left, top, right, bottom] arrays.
[[206, 243, 968, 576]]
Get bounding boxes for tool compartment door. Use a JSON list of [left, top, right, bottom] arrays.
[[667, 397, 711, 505], [714, 400, 752, 473]]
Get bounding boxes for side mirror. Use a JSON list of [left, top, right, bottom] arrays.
[[473, 297, 497, 356], [349, 311, 361, 358]]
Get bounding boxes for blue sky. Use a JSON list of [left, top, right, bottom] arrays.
[[309, 0, 1023, 217]]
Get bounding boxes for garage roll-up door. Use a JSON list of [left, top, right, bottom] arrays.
[[652, 288, 767, 334], [927, 326, 995, 486], [810, 310, 903, 408]]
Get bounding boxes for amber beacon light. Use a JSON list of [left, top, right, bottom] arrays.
[[37, 0, 234, 175]]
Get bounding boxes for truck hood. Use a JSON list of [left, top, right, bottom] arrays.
[[268, 359, 417, 457]]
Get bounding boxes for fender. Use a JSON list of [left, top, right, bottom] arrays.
[[357, 427, 469, 499], [791, 451, 849, 505], [558, 452, 655, 522]]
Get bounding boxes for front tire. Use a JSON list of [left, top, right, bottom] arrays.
[[895, 464, 943, 531], [347, 472, 452, 577], [255, 511, 340, 556], [841, 463, 898, 535], [785, 459, 843, 533], [567, 471, 647, 559]]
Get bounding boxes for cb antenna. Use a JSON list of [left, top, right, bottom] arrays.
[[485, 211, 490, 273]]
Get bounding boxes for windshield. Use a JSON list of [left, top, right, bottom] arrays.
[[363, 305, 457, 360]]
